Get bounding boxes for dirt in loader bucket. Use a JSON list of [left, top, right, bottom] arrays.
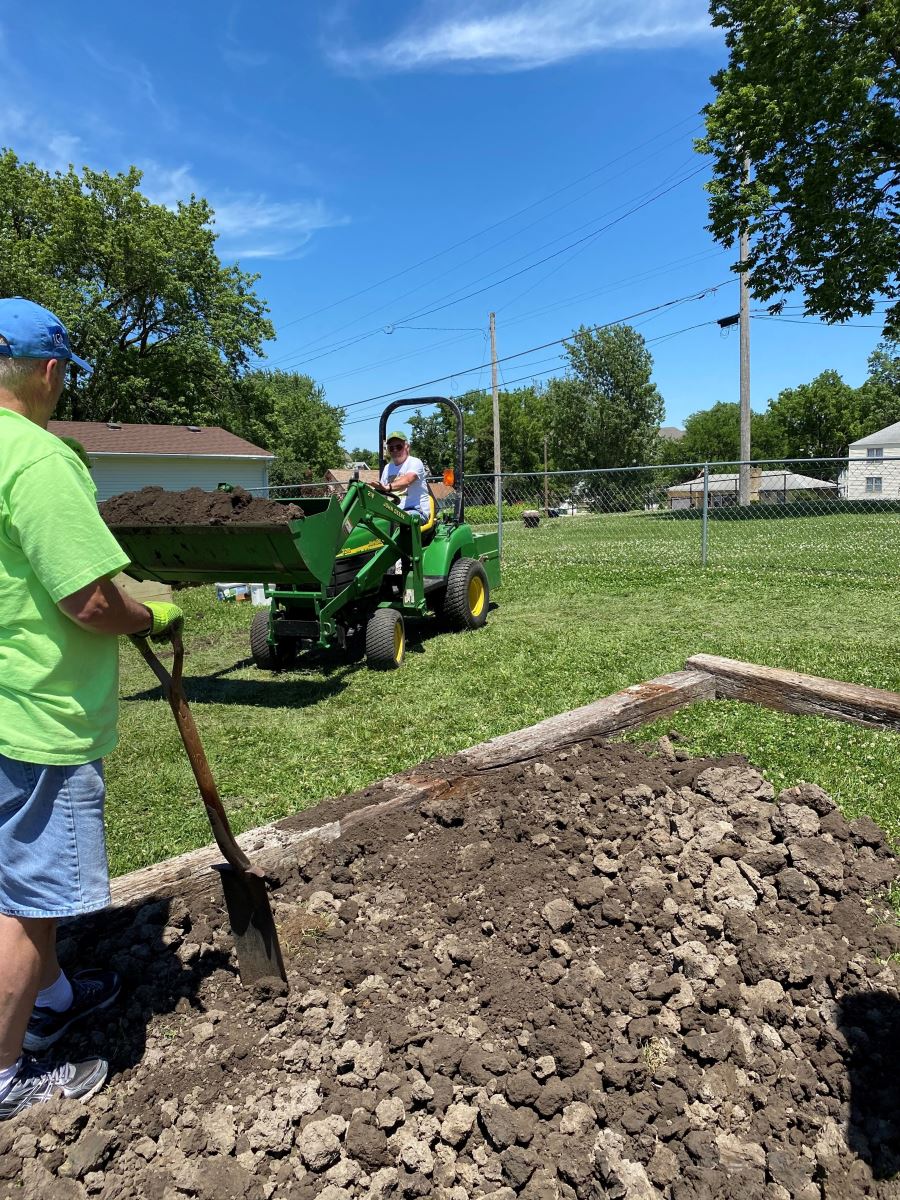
[[99, 485, 304, 527], [2, 738, 898, 1198]]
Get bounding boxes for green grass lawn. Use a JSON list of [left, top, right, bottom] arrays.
[[107, 509, 900, 875]]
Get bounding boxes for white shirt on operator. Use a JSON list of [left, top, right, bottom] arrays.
[[380, 454, 430, 520]]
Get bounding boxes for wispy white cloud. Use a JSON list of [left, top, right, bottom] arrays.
[[222, 45, 271, 69], [81, 41, 163, 114], [331, 0, 713, 73], [139, 161, 347, 260], [220, 1, 271, 69], [0, 104, 84, 173]]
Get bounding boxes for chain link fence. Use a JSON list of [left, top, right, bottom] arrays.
[[459, 456, 900, 577], [258, 456, 900, 577]]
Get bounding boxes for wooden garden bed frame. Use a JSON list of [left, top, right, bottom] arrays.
[[109, 655, 900, 912]]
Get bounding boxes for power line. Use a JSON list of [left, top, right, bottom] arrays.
[[270, 162, 711, 375], [264, 156, 707, 371], [320, 330, 487, 388], [335, 281, 729, 420], [261, 113, 703, 337], [340, 317, 721, 431], [752, 315, 885, 328], [314, 248, 727, 389]]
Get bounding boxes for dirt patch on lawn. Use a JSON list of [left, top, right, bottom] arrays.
[[99, 486, 304, 527], [2, 739, 899, 1199]]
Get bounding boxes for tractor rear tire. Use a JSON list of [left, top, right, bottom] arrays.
[[250, 609, 279, 671], [366, 607, 406, 670], [443, 558, 489, 630]]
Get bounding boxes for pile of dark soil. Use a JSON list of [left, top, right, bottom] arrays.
[[2, 740, 899, 1200], [99, 486, 304, 527]]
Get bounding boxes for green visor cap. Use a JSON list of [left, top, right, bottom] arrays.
[[385, 431, 408, 444]]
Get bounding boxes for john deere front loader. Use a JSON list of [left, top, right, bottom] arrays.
[[111, 398, 500, 670]]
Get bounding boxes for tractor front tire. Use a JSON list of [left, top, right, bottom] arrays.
[[250, 609, 280, 671], [366, 607, 406, 670], [443, 558, 489, 630]]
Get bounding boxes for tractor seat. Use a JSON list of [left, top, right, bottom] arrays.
[[419, 493, 437, 545]]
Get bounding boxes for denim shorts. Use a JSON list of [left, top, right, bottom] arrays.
[[0, 754, 110, 919]]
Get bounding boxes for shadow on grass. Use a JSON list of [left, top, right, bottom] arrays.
[[123, 665, 357, 709], [59, 895, 238, 1086], [123, 612, 486, 705], [838, 991, 900, 1179]]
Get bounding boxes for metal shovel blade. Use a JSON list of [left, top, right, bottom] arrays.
[[215, 865, 287, 985], [131, 634, 288, 989]]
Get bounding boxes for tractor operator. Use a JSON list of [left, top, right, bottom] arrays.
[[373, 431, 431, 521], [0, 297, 183, 1119]]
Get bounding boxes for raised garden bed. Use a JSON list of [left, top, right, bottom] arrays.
[[2, 725, 898, 1198]]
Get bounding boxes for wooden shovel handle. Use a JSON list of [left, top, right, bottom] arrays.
[[131, 633, 258, 878]]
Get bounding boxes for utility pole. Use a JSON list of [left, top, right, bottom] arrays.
[[738, 154, 752, 506], [490, 311, 502, 552]]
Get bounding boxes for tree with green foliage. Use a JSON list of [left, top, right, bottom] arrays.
[[667, 400, 782, 464], [547, 324, 663, 470], [229, 371, 344, 485], [854, 340, 900, 439], [462, 385, 551, 475], [346, 447, 378, 468], [408, 407, 458, 474], [0, 151, 273, 423], [699, 0, 899, 336], [408, 385, 551, 476], [765, 371, 861, 467]]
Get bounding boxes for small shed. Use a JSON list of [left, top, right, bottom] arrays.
[[48, 421, 274, 501], [667, 468, 838, 510], [324, 467, 381, 495]]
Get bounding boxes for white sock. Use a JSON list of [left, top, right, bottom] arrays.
[[35, 970, 74, 1013], [0, 1058, 21, 1099]]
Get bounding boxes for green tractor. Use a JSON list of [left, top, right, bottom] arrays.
[[109, 398, 499, 671], [251, 397, 499, 670]]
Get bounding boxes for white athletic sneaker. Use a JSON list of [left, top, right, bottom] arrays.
[[0, 1055, 108, 1120]]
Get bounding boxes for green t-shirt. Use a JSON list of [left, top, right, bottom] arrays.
[[0, 408, 130, 765]]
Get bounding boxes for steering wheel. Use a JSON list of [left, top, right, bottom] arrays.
[[372, 481, 401, 505]]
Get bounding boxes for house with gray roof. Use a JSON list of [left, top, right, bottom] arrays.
[[667, 468, 838, 509], [844, 420, 900, 499]]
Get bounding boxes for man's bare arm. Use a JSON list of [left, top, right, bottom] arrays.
[[58, 577, 152, 636]]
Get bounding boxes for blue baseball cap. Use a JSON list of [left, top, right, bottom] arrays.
[[0, 297, 92, 374]]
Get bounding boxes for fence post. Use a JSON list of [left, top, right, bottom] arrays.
[[495, 473, 504, 559], [701, 462, 709, 567]]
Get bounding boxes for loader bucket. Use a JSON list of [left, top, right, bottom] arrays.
[[109, 496, 347, 587]]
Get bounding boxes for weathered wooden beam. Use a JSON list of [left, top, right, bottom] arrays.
[[457, 668, 717, 770], [685, 653, 900, 732], [107, 668, 715, 911], [108, 776, 448, 911]]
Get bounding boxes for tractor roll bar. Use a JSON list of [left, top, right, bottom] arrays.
[[378, 397, 465, 524]]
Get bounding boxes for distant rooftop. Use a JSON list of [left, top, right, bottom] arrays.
[[849, 420, 900, 448], [49, 421, 273, 459], [668, 470, 837, 493]]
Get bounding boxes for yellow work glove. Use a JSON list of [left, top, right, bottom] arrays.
[[138, 600, 184, 642]]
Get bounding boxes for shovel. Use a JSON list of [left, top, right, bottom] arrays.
[[132, 631, 287, 988]]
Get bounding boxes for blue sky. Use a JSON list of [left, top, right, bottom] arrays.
[[1, 2, 888, 453]]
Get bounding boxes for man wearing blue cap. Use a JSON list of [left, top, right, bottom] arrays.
[[0, 298, 183, 1118]]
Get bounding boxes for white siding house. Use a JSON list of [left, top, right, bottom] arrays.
[[845, 421, 900, 499], [48, 421, 274, 501]]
